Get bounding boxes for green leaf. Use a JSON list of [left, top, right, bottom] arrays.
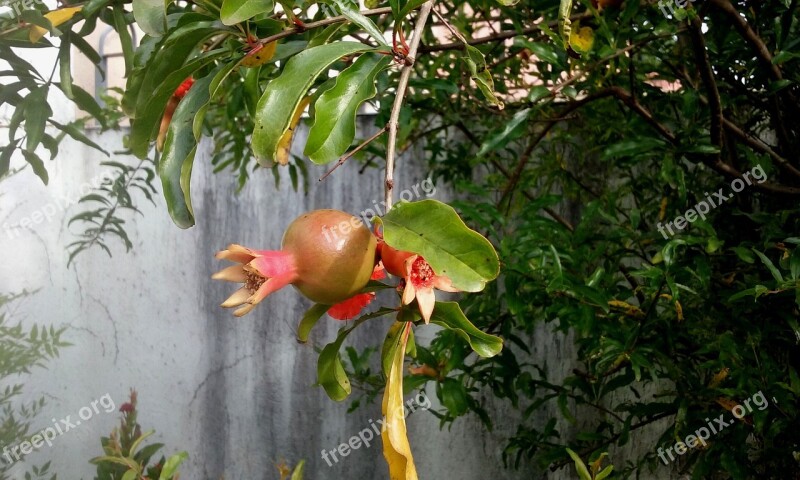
[[297, 303, 329, 342], [440, 377, 468, 415], [305, 53, 390, 164], [318, 326, 357, 401], [381, 321, 405, 377], [381, 199, 500, 292], [158, 451, 188, 480], [58, 32, 73, 99], [112, 5, 134, 75], [399, 0, 428, 18], [252, 42, 372, 165], [130, 49, 226, 158], [329, 0, 389, 46], [428, 302, 503, 357], [220, 0, 274, 25], [24, 88, 51, 152], [290, 460, 305, 480], [595, 465, 614, 480], [753, 249, 784, 283], [476, 108, 531, 156], [21, 150, 48, 185], [565, 448, 592, 480], [463, 45, 503, 109], [133, 0, 169, 36], [159, 68, 216, 228]]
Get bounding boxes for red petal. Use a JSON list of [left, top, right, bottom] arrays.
[[327, 293, 376, 320], [249, 250, 297, 278], [371, 262, 386, 280]]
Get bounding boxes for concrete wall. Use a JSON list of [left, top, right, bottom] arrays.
[[0, 120, 543, 479]]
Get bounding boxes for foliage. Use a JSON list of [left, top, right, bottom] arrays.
[[2, 0, 800, 478], [0, 291, 69, 480], [90, 389, 188, 480]]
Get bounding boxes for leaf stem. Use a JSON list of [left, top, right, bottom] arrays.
[[384, 1, 433, 210], [257, 7, 394, 46]]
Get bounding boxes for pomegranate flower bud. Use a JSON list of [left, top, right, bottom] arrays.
[[380, 243, 459, 323]]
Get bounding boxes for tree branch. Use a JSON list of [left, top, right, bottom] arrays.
[[257, 7, 393, 46], [384, 1, 434, 209], [707, 0, 783, 80]]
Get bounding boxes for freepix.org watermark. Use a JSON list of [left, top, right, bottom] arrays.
[[656, 390, 771, 465], [657, 165, 767, 239], [3, 170, 115, 239], [322, 178, 437, 243], [0, 0, 45, 20], [321, 391, 432, 467], [1, 393, 116, 465]]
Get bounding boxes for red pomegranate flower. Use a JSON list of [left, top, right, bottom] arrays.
[[327, 263, 385, 320], [380, 243, 459, 322]]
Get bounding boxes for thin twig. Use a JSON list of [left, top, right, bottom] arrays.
[[319, 125, 388, 181], [385, 1, 434, 210], [419, 14, 590, 52], [257, 7, 393, 46]]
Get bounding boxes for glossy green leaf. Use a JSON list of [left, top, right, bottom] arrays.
[[129, 49, 225, 159], [305, 53, 390, 164], [252, 42, 372, 166], [428, 302, 502, 357], [476, 108, 530, 156], [159, 69, 216, 228], [381, 199, 500, 292], [440, 377, 469, 415], [330, 0, 388, 46], [133, 0, 169, 36], [220, 0, 274, 25], [297, 303, 329, 343], [318, 327, 356, 402], [126, 19, 222, 119]]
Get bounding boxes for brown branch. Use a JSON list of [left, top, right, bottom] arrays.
[[419, 14, 591, 53], [722, 118, 800, 180], [385, 1, 434, 209], [607, 87, 800, 196], [688, 16, 723, 151], [319, 125, 388, 181], [707, 0, 783, 80], [257, 7, 393, 46]]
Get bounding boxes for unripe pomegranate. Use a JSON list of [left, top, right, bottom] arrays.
[[282, 210, 377, 303], [213, 209, 377, 316]]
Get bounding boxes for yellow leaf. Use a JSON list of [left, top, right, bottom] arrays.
[[381, 322, 418, 480], [275, 95, 311, 166], [29, 6, 83, 43], [241, 41, 278, 67], [569, 24, 595, 55]]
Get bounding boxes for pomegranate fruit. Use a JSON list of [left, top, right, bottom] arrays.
[[213, 209, 377, 316]]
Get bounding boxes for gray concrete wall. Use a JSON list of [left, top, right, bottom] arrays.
[[0, 120, 544, 480]]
